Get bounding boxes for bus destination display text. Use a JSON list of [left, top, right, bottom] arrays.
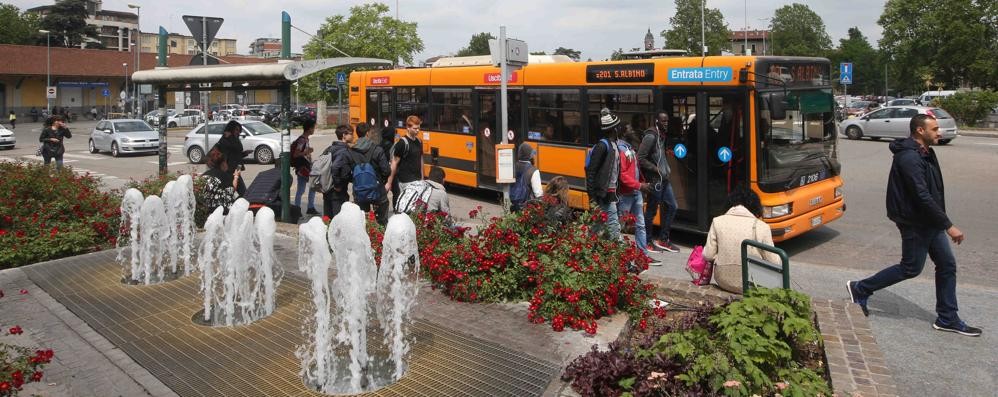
[[586, 63, 655, 83]]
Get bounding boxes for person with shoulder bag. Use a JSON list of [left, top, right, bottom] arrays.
[[292, 119, 318, 215], [38, 115, 71, 169], [510, 142, 542, 212], [585, 108, 622, 239], [700, 185, 781, 293]]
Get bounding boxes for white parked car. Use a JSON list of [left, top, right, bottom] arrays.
[[88, 119, 160, 157], [0, 123, 15, 149], [840, 106, 958, 144], [164, 109, 204, 128], [183, 121, 283, 164]]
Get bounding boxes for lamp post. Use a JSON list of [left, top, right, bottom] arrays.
[[39, 29, 51, 114], [127, 4, 141, 116], [758, 18, 770, 55], [122, 63, 128, 116]]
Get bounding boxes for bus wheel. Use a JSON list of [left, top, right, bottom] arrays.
[[846, 126, 863, 140]]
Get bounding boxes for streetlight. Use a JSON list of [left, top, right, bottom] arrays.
[[127, 4, 141, 116], [39, 29, 51, 114], [758, 18, 771, 55], [122, 62, 128, 116]]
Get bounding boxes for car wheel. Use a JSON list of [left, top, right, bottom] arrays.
[[188, 146, 205, 164], [88, 139, 99, 153], [255, 145, 274, 164], [111, 142, 120, 157], [168, 122, 177, 128], [845, 126, 863, 140], [938, 139, 951, 145]]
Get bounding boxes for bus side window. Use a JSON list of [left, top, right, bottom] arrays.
[[527, 89, 582, 145]]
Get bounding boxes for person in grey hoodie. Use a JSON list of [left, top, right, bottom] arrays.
[[638, 112, 679, 253]]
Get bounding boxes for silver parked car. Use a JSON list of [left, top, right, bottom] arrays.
[[183, 121, 282, 164], [88, 119, 160, 157], [0, 123, 15, 149], [840, 106, 958, 144]]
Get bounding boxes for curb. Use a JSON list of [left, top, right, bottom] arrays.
[[958, 131, 998, 138]]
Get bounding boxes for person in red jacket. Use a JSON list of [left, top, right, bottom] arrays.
[[617, 130, 661, 268]]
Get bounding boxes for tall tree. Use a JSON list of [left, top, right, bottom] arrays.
[[300, 2, 423, 102], [456, 32, 494, 56], [553, 47, 581, 61], [828, 27, 881, 94], [770, 3, 832, 57], [37, 0, 98, 48], [0, 4, 41, 45], [661, 0, 731, 56], [879, 0, 995, 91]]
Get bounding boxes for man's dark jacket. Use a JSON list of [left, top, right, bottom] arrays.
[[213, 134, 243, 172], [585, 138, 617, 202], [886, 137, 951, 230], [342, 137, 391, 199], [324, 141, 351, 200]]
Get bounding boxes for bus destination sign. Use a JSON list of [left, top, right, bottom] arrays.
[[586, 63, 655, 83]]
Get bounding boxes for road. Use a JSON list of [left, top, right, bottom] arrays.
[[4, 120, 998, 286]]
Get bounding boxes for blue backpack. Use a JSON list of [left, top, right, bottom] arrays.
[[585, 138, 610, 169], [510, 164, 537, 209], [349, 150, 381, 204]]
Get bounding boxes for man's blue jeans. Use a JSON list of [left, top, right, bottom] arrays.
[[855, 224, 960, 325], [644, 181, 677, 241], [618, 192, 648, 255], [295, 173, 316, 211], [596, 199, 621, 240]]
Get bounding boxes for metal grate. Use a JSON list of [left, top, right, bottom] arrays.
[[23, 250, 560, 397]]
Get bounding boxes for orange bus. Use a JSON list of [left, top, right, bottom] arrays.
[[348, 55, 844, 241]]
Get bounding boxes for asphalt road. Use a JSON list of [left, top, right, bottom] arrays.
[[4, 120, 998, 287]]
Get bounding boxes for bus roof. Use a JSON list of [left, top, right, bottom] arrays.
[[431, 54, 575, 68]]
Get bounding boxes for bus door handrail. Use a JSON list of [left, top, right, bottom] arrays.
[[740, 239, 790, 292]]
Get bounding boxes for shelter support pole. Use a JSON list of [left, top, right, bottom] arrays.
[[280, 82, 292, 222], [157, 86, 168, 175]]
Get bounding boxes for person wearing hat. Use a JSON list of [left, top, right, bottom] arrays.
[[585, 108, 622, 239], [510, 142, 542, 211]]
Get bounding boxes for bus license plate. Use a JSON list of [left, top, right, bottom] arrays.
[[811, 215, 822, 227]]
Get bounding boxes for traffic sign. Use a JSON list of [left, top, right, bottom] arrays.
[[336, 72, 346, 85], [46, 86, 57, 99], [840, 62, 853, 85], [673, 143, 688, 159], [717, 146, 732, 163], [101, 88, 111, 97]]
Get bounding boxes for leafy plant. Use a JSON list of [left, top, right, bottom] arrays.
[[935, 90, 998, 127]]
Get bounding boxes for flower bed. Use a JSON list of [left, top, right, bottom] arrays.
[[396, 200, 657, 334], [0, 163, 120, 268], [562, 288, 831, 397], [1, 289, 56, 396]]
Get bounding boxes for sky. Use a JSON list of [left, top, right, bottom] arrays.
[[10, 0, 888, 62]]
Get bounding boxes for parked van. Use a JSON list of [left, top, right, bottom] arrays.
[[917, 90, 957, 105]]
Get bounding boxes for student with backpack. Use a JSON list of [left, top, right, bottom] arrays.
[[384, 115, 425, 198], [321, 125, 354, 219], [618, 130, 661, 268], [346, 123, 391, 225], [585, 108, 621, 239], [510, 142, 542, 211]]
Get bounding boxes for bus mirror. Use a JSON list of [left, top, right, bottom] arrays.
[[769, 92, 788, 120]]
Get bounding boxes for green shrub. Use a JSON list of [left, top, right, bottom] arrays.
[[935, 91, 998, 127]]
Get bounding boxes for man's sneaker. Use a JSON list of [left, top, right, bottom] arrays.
[[846, 281, 869, 316], [933, 320, 982, 337], [645, 244, 662, 254], [648, 259, 663, 266], [306, 208, 320, 215], [653, 239, 680, 253]]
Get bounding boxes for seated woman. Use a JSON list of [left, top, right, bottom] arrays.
[[703, 185, 781, 294], [198, 147, 241, 214], [540, 176, 573, 226]]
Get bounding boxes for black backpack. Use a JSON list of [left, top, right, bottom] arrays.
[[510, 164, 536, 209]]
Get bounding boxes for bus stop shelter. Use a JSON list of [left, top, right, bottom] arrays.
[[132, 57, 391, 222]]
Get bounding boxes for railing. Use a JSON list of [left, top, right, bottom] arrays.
[[740, 239, 790, 292]]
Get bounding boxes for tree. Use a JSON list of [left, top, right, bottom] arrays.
[[456, 32, 494, 56], [770, 3, 832, 57], [300, 3, 423, 102], [661, 0, 731, 56], [553, 47, 581, 61], [610, 48, 625, 61], [529, 51, 547, 55], [827, 27, 881, 94], [37, 0, 98, 48], [879, 0, 996, 91], [0, 4, 41, 45]]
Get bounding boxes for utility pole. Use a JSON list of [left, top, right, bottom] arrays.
[[279, 11, 292, 222], [701, 0, 706, 56]]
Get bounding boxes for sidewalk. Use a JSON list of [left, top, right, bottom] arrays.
[[958, 127, 998, 138]]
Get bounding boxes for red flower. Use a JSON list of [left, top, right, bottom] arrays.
[[8, 325, 23, 335], [0, 229, 6, 236], [31, 371, 43, 382], [19, 289, 28, 294], [0, 381, 9, 392]]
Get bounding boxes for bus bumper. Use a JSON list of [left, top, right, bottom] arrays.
[[769, 200, 846, 242]]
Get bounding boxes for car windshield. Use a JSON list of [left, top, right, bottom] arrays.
[[114, 121, 154, 132], [757, 88, 839, 192], [243, 122, 278, 135], [848, 101, 869, 109]]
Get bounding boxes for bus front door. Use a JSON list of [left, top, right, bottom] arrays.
[[474, 90, 523, 190]]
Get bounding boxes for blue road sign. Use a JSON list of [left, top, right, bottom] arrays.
[[840, 62, 853, 85], [717, 146, 732, 163], [101, 88, 111, 97], [673, 143, 688, 159], [336, 72, 346, 85]]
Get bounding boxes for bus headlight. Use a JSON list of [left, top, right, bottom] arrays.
[[763, 203, 792, 219], [835, 187, 843, 198]]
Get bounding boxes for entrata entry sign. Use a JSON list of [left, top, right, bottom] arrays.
[[586, 63, 655, 83]]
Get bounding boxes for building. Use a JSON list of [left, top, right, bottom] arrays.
[[730, 30, 770, 56], [249, 38, 283, 58], [138, 32, 237, 56], [617, 28, 687, 59], [644, 28, 655, 51], [28, 0, 138, 52]]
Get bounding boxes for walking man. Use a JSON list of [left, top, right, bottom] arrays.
[[384, 115, 424, 197], [585, 108, 621, 239], [291, 119, 318, 215], [639, 112, 679, 253], [847, 114, 980, 336]]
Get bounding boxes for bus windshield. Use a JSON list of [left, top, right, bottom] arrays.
[[757, 88, 839, 192]]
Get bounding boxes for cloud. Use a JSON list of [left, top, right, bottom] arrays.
[[9, 0, 887, 62]]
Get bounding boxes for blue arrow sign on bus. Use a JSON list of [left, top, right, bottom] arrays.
[[674, 143, 688, 159], [717, 146, 732, 163]]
